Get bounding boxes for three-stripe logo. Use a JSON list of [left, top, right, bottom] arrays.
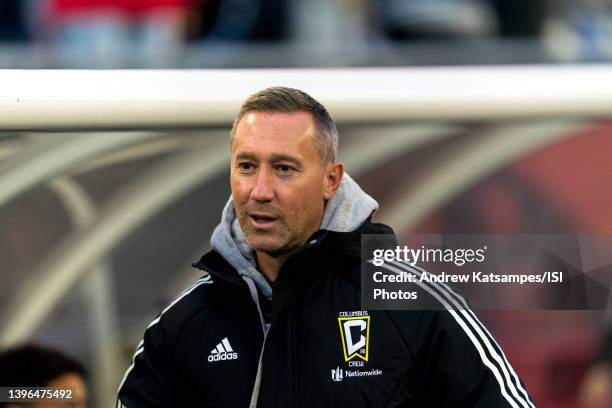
[[208, 337, 239, 362]]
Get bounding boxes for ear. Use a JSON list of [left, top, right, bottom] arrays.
[[323, 162, 344, 200]]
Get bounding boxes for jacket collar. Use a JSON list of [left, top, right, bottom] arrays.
[[193, 219, 396, 289], [207, 173, 379, 297]]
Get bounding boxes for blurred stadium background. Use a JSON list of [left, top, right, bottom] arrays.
[[2, 1, 612, 408]]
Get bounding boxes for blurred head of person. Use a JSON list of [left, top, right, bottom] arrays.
[[0, 344, 87, 408]]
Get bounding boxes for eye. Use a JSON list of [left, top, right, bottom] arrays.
[[238, 162, 255, 171], [275, 164, 296, 173]]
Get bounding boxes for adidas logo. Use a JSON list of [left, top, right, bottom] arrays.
[[208, 337, 239, 362]]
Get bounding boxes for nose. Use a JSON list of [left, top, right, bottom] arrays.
[[250, 167, 274, 203]]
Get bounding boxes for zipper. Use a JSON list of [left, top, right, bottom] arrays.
[[243, 276, 269, 408], [195, 262, 269, 407]]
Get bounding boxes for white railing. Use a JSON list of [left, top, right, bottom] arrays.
[[2, 66, 612, 130]]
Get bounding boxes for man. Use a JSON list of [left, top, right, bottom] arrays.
[[0, 344, 88, 408], [118, 87, 535, 407]]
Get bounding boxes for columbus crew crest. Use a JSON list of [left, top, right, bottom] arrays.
[[338, 313, 370, 362]]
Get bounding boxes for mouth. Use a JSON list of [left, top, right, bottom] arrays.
[[249, 213, 278, 228]]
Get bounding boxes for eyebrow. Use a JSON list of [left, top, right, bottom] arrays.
[[234, 152, 303, 166], [235, 152, 258, 161]]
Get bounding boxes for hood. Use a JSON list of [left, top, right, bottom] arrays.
[[210, 173, 379, 298]]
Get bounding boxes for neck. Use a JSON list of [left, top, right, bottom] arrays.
[[255, 251, 290, 282]]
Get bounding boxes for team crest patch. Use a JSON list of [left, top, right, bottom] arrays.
[[338, 311, 370, 362]]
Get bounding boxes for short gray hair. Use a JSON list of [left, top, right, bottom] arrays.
[[230, 86, 339, 163]]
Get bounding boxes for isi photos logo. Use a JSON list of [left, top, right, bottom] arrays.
[[337, 311, 370, 365]]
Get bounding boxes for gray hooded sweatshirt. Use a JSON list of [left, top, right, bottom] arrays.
[[210, 173, 379, 298]]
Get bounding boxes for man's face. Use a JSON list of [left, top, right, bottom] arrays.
[[231, 111, 336, 256]]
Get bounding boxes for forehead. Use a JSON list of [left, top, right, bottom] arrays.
[[232, 111, 317, 156]]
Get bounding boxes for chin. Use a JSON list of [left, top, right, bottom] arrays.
[[247, 236, 283, 253], [247, 236, 294, 256]]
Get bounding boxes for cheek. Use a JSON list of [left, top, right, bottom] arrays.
[[292, 184, 325, 218], [230, 177, 248, 203]]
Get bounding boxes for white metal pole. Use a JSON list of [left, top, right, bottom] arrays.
[[2, 67, 612, 130]]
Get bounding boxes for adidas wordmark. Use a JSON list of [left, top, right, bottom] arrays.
[[208, 337, 238, 362]]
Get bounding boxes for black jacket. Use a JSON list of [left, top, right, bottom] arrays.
[[117, 221, 535, 407]]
